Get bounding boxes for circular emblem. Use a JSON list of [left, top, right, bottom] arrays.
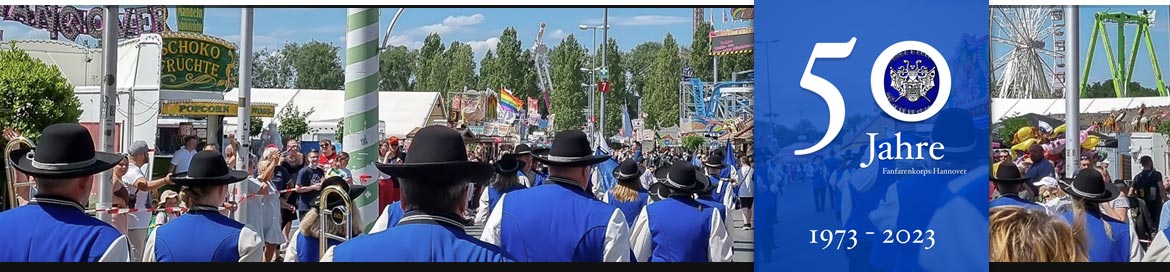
[[870, 41, 950, 122]]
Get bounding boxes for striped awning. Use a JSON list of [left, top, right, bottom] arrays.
[[714, 49, 753, 56]]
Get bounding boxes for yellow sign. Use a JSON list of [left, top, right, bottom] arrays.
[[161, 100, 276, 117]]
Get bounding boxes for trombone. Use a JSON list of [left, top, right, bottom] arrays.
[[3, 137, 35, 212], [318, 184, 357, 260]]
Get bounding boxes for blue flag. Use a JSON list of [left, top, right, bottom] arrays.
[[594, 147, 619, 193], [720, 140, 738, 179]]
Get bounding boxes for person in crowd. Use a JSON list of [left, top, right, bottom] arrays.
[[1107, 180, 1132, 222], [513, 144, 542, 187], [276, 141, 302, 256], [318, 139, 338, 166], [703, 152, 736, 211], [1097, 161, 1113, 184], [1135, 156, 1166, 224], [121, 140, 174, 261], [323, 126, 514, 262], [143, 150, 262, 262], [630, 161, 732, 262], [1035, 177, 1072, 216], [0, 124, 130, 262], [152, 190, 182, 229], [1061, 168, 1131, 262], [327, 152, 353, 184], [296, 151, 326, 219], [990, 163, 1045, 211], [638, 158, 655, 190], [224, 141, 239, 169], [240, 147, 291, 262], [647, 169, 671, 205], [474, 154, 528, 224], [605, 159, 650, 226], [378, 139, 393, 164], [169, 136, 199, 175], [1024, 143, 1055, 199], [989, 206, 1087, 262], [284, 177, 365, 262], [811, 155, 828, 212], [696, 168, 728, 222], [480, 130, 631, 262], [738, 156, 754, 230]]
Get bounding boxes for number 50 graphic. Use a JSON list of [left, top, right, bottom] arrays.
[[794, 38, 950, 156], [794, 38, 856, 156]]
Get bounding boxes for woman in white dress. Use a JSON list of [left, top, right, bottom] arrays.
[[231, 147, 288, 262]]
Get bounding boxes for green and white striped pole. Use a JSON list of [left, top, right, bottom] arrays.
[[344, 8, 381, 230]]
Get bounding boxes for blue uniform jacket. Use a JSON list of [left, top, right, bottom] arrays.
[[143, 206, 264, 262], [480, 176, 632, 262], [0, 196, 130, 262], [325, 211, 514, 262], [370, 201, 406, 234], [630, 196, 732, 262]]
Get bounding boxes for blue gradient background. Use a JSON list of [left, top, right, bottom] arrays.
[[754, 0, 990, 271]]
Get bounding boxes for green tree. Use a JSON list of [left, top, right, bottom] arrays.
[[601, 38, 628, 138], [495, 28, 529, 98], [277, 103, 316, 141], [691, 22, 713, 82], [479, 50, 500, 91], [549, 35, 588, 131], [996, 115, 1029, 146], [378, 45, 416, 91], [288, 41, 345, 89], [0, 46, 83, 187], [519, 49, 544, 115], [252, 47, 294, 88], [249, 116, 263, 137], [444, 42, 477, 97], [625, 42, 663, 113], [717, 52, 754, 81], [683, 134, 705, 151], [643, 34, 682, 129], [416, 34, 447, 92]]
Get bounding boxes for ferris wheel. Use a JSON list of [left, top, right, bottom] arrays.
[[992, 6, 1067, 99]]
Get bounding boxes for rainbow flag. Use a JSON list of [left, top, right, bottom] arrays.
[[499, 88, 522, 114]]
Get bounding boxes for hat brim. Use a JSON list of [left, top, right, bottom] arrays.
[[9, 148, 123, 179], [171, 170, 251, 187], [534, 155, 611, 167], [990, 177, 1031, 184], [648, 182, 670, 201], [377, 161, 493, 185], [494, 160, 526, 174], [1058, 179, 1120, 203], [613, 165, 645, 180], [702, 162, 727, 169]]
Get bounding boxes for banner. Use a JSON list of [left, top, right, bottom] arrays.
[[0, 5, 169, 41], [527, 97, 540, 124], [710, 27, 753, 56], [160, 32, 238, 91], [160, 100, 276, 117], [175, 6, 204, 33]]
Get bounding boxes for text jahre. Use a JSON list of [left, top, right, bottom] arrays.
[[859, 132, 944, 168]]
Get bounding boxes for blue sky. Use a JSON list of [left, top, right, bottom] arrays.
[[992, 6, 1170, 87], [1, 7, 752, 62]]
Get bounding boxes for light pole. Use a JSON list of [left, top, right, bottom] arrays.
[[579, 23, 608, 142]]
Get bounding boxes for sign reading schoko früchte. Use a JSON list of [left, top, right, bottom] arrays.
[[0, 5, 170, 41]]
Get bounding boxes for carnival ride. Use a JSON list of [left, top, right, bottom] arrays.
[[1081, 9, 1167, 97], [680, 70, 754, 136], [992, 6, 1067, 99], [533, 22, 554, 114]]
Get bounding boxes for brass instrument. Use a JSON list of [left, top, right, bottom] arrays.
[[318, 184, 356, 260], [3, 137, 34, 211]]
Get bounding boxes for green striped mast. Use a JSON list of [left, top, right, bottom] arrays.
[[344, 8, 381, 230]]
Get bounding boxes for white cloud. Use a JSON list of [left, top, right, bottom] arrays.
[[467, 37, 500, 57], [547, 29, 566, 40], [582, 15, 690, 27], [222, 28, 300, 51], [384, 13, 487, 51]]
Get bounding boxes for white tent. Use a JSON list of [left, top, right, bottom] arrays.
[[222, 88, 447, 139], [992, 97, 1170, 122]]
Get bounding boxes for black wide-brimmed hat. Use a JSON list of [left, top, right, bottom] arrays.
[[376, 125, 492, 185], [494, 153, 526, 174], [1059, 168, 1118, 203], [648, 182, 670, 202], [311, 176, 368, 209], [990, 163, 1030, 184], [532, 147, 550, 157], [662, 161, 707, 193], [514, 144, 533, 155], [533, 130, 610, 167], [613, 158, 645, 181], [9, 123, 123, 179], [703, 152, 727, 169], [170, 150, 250, 187], [653, 165, 670, 182]]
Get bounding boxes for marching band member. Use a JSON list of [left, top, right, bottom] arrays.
[[322, 126, 514, 262], [369, 200, 405, 234], [696, 174, 728, 226], [630, 161, 732, 262], [283, 176, 365, 262], [647, 166, 671, 205], [480, 130, 631, 262], [513, 144, 539, 187], [605, 158, 650, 225], [143, 151, 263, 262], [0, 124, 130, 262], [703, 153, 736, 210], [475, 154, 528, 224]]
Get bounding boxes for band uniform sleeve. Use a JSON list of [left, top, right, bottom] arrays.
[[1144, 231, 1170, 262], [630, 207, 653, 262], [592, 170, 604, 200], [519, 175, 530, 188], [370, 205, 392, 234], [603, 208, 632, 262], [869, 183, 901, 231], [98, 234, 131, 262], [141, 228, 159, 262], [320, 246, 337, 262], [476, 189, 491, 224], [708, 210, 733, 262], [238, 226, 265, 262], [283, 230, 300, 262], [479, 194, 507, 246]]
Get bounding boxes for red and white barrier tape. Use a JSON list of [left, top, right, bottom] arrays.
[[90, 206, 228, 215]]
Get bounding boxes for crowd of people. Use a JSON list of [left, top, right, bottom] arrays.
[[989, 138, 1170, 262], [0, 122, 750, 262]]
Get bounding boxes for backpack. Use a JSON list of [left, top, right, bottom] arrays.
[[1129, 196, 1156, 250]]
